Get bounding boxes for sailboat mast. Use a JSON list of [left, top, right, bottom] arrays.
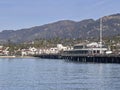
[[100, 18, 102, 44], [100, 18, 102, 54]]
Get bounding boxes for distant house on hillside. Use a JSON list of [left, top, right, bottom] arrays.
[[21, 47, 37, 56], [0, 46, 9, 55]]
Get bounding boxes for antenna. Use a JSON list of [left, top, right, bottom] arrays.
[[100, 18, 102, 54]]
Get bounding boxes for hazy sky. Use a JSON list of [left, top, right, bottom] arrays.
[[0, 0, 119, 31]]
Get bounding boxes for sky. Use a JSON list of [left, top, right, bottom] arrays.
[[0, 0, 119, 31]]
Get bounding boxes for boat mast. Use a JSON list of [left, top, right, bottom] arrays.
[[100, 18, 102, 54]]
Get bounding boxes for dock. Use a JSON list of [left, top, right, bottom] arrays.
[[34, 54, 61, 59], [61, 54, 120, 63], [34, 54, 120, 63]]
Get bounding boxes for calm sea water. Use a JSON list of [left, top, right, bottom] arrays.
[[0, 58, 120, 90]]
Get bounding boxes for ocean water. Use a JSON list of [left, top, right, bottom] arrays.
[[0, 58, 120, 90]]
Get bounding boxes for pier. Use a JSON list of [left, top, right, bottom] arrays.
[[34, 54, 120, 63], [61, 54, 120, 63], [34, 54, 61, 59]]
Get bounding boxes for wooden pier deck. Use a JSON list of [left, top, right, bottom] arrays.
[[34, 54, 120, 63], [34, 54, 61, 59], [61, 54, 120, 63]]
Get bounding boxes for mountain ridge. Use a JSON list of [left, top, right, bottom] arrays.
[[0, 13, 120, 43]]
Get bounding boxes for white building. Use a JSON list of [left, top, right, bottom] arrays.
[[21, 47, 38, 56], [57, 44, 70, 51]]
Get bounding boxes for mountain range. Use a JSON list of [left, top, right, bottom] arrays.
[[0, 13, 120, 43]]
